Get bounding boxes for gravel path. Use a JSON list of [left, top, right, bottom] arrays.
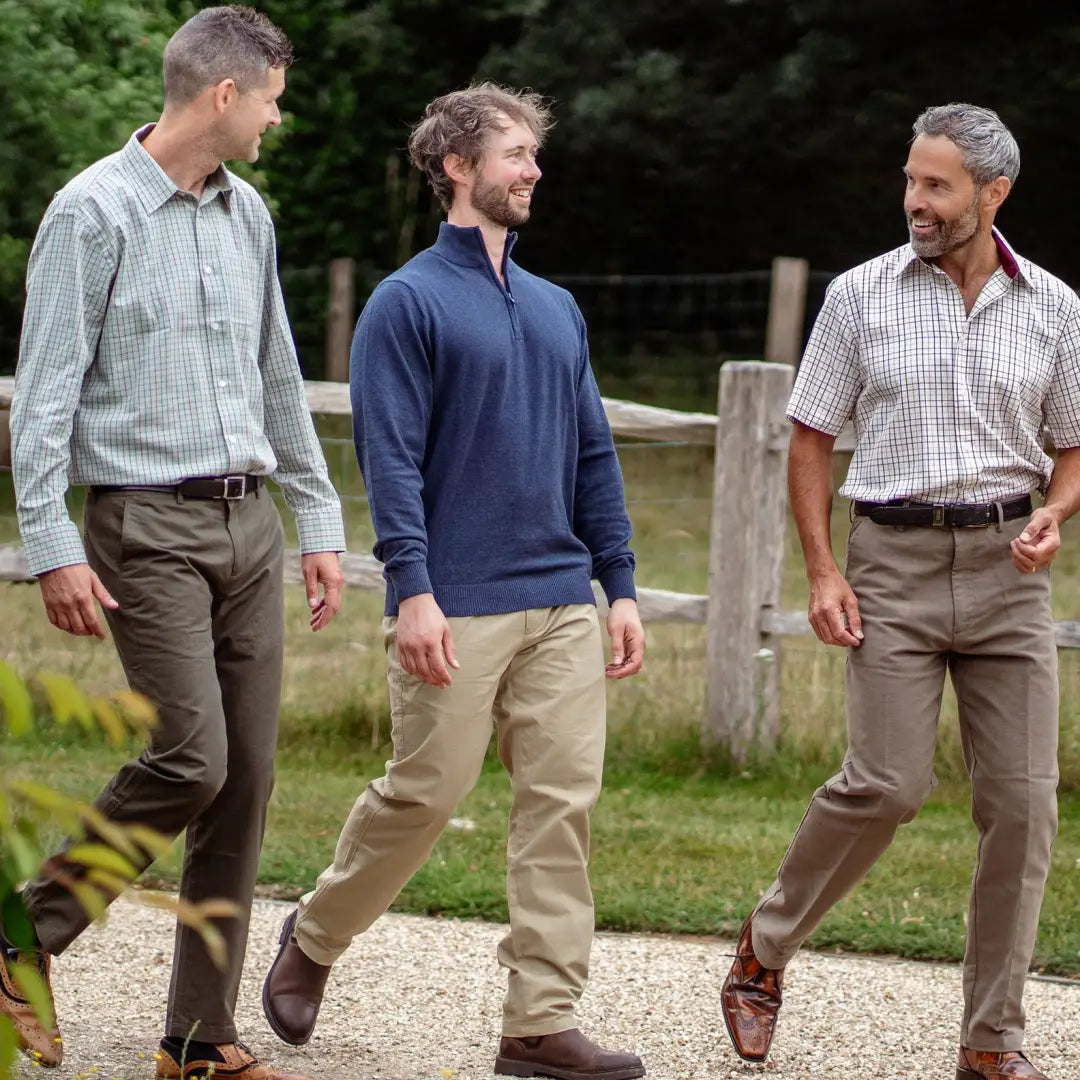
[[15, 897, 1079, 1080]]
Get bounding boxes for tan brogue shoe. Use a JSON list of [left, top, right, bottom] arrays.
[[495, 1027, 645, 1080], [154, 1040, 317, 1079], [720, 914, 784, 1062], [957, 1047, 1050, 1080], [0, 939, 62, 1068], [262, 910, 331, 1046]]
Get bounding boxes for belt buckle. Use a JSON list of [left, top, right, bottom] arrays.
[[932, 504, 946, 527], [221, 475, 247, 500]]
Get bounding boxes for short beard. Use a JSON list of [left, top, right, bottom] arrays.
[[908, 190, 981, 258], [469, 176, 530, 229]]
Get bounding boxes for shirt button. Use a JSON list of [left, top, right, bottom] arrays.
[[211, 321, 221, 331], [203, 266, 214, 275], [218, 379, 228, 388]]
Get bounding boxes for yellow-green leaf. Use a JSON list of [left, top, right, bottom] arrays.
[[123, 823, 171, 860], [0, 825, 41, 881], [0, 1012, 19, 1072], [112, 689, 158, 735], [85, 869, 131, 899], [0, 661, 34, 738], [65, 843, 137, 880], [10, 961, 54, 1030], [68, 881, 108, 924], [78, 807, 141, 861], [191, 899, 242, 919], [88, 696, 126, 747], [31, 672, 95, 731]]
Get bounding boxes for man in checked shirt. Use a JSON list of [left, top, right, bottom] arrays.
[[722, 104, 1080, 1080], [2, 8, 342, 1079]]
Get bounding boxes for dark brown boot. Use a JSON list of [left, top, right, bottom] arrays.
[[261, 910, 331, 1046], [495, 1027, 645, 1080], [0, 932, 62, 1068], [720, 914, 784, 1062], [957, 1047, 1051, 1079]]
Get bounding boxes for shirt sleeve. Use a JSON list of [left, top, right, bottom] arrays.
[[1043, 296, 1080, 450], [570, 310, 636, 603], [350, 281, 434, 604], [786, 276, 863, 435], [11, 205, 115, 576], [257, 213, 346, 554]]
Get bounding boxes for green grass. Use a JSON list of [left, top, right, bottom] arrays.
[[4, 733, 1080, 976]]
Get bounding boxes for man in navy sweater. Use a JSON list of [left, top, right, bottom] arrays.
[[263, 84, 645, 1079]]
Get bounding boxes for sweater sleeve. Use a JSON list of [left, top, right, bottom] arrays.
[[570, 311, 637, 603], [350, 281, 434, 603]]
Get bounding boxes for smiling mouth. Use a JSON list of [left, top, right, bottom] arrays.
[[510, 187, 532, 199]]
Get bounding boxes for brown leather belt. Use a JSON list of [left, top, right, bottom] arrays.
[[90, 474, 265, 500], [853, 493, 1032, 528]]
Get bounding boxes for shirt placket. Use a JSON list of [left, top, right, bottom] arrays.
[[196, 194, 244, 472], [933, 271, 979, 500]]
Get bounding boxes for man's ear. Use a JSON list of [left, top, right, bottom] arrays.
[[983, 174, 1011, 214], [443, 153, 472, 186], [210, 78, 239, 114]]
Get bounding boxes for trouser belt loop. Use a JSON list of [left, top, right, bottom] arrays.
[[993, 501, 1004, 532]]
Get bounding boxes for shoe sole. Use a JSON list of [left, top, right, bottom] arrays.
[[261, 911, 313, 1047], [956, 1071, 981, 1080], [493, 1057, 645, 1080], [720, 981, 769, 1064]]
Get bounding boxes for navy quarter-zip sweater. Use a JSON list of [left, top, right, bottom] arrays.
[[350, 222, 636, 617]]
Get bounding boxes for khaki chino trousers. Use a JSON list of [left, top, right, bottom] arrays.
[[294, 604, 607, 1036], [752, 513, 1058, 1051], [23, 487, 285, 1044]]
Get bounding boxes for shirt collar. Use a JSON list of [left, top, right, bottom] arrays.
[[123, 124, 235, 214], [433, 222, 519, 271], [894, 226, 1030, 286]]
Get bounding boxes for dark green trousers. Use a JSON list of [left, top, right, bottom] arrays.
[[23, 486, 285, 1043]]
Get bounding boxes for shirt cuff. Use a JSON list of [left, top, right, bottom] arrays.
[[295, 513, 347, 555], [21, 524, 89, 578], [387, 561, 434, 604], [598, 567, 637, 605]]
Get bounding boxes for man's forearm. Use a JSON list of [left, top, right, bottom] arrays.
[[1043, 446, 1080, 526], [789, 421, 840, 579]]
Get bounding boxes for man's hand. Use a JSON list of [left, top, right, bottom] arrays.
[[605, 597, 645, 679], [397, 593, 458, 687], [301, 552, 344, 631], [1011, 507, 1062, 574], [39, 564, 118, 639], [808, 568, 864, 647]]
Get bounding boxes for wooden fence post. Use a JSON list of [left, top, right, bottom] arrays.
[[764, 256, 809, 366], [325, 257, 356, 383], [703, 361, 795, 763]]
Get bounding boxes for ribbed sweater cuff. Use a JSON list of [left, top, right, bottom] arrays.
[[598, 567, 637, 605], [388, 561, 433, 603]]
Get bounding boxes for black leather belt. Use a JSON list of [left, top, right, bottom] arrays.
[[91, 474, 265, 500], [853, 493, 1032, 528]]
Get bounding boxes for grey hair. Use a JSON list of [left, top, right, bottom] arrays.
[[163, 5, 293, 107], [912, 103, 1020, 185]]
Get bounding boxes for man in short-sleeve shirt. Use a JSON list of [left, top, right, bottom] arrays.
[[722, 104, 1080, 1080]]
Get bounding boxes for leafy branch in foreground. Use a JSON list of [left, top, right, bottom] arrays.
[[0, 661, 239, 1077]]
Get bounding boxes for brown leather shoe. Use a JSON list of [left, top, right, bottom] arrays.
[[495, 1027, 645, 1080], [957, 1047, 1050, 1079], [0, 937, 62, 1067], [261, 910, 332, 1046], [154, 1040, 317, 1079], [720, 914, 784, 1062]]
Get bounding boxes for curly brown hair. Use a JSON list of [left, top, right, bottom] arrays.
[[408, 82, 553, 210]]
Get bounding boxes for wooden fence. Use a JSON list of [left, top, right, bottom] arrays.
[[4, 364, 1080, 764]]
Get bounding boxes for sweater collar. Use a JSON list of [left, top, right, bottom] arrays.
[[434, 222, 519, 274]]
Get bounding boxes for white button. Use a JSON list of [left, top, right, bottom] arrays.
[[203, 265, 214, 275], [218, 379, 228, 388], [211, 321, 221, 331]]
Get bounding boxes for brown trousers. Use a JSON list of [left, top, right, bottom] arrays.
[[293, 605, 607, 1036], [22, 487, 285, 1044], [753, 513, 1058, 1051]]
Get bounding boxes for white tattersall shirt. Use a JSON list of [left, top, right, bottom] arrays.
[[788, 229, 1080, 503]]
